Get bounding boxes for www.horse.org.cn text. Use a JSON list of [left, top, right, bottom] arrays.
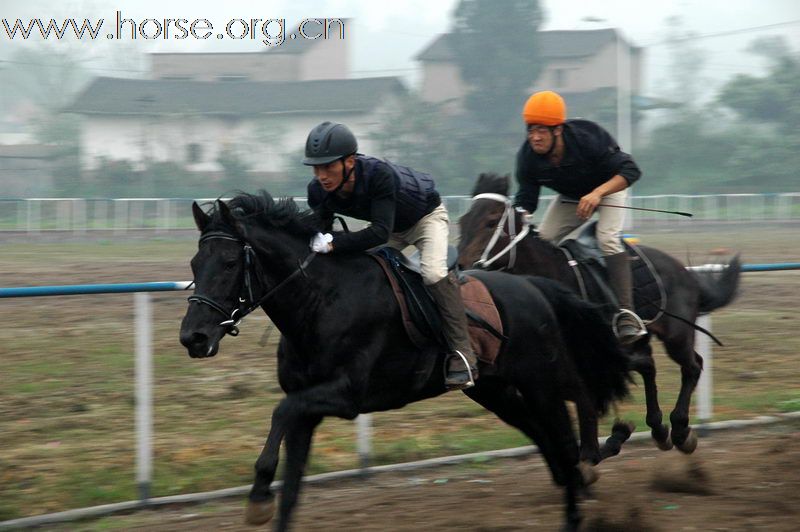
[[1, 13, 346, 47]]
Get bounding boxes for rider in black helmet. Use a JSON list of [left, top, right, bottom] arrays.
[[303, 121, 479, 391]]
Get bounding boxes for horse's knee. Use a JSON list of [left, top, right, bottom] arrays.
[[629, 351, 655, 377]]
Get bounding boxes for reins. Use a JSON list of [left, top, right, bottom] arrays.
[[188, 231, 316, 336]]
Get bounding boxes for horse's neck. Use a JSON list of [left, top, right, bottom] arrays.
[[256, 236, 320, 331], [521, 237, 573, 279], [261, 249, 370, 341]]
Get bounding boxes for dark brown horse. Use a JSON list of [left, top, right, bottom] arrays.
[[180, 192, 632, 531], [458, 173, 741, 454]]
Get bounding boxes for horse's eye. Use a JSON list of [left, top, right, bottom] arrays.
[[224, 261, 237, 271]]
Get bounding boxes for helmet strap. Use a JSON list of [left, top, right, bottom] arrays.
[[333, 155, 356, 194]]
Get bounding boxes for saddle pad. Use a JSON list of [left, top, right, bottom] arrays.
[[460, 275, 504, 365], [560, 228, 665, 324], [371, 252, 505, 363], [628, 245, 664, 323], [370, 252, 431, 349]]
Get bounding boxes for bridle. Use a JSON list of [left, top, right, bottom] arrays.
[[187, 231, 316, 336], [471, 193, 531, 271]]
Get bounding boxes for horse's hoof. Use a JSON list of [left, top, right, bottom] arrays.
[[245, 497, 275, 526], [676, 429, 698, 454], [653, 425, 673, 451], [578, 460, 599, 486], [656, 437, 674, 451]]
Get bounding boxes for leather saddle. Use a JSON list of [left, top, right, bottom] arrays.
[[557, 221, 664, 323], [369, 246, 505, 363]]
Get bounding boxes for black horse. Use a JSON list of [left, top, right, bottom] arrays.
[[457, 173, 741, 454], [179, 191, 631, 531]]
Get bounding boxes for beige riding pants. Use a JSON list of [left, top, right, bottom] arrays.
[[538, 189, 628, 255], [387, 203, 450, 285]]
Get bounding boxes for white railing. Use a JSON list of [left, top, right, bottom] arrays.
[[1, 194, 799, 234]]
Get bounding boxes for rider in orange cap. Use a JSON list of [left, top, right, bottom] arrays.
[[516, 90, 647, 345]]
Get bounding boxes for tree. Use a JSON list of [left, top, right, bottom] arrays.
[[658, 16, 708, 113], [717, 40, 800, 136], [715, 38, 800, 190], [369, 94, 518, 194], [450, 0, 544, 132]]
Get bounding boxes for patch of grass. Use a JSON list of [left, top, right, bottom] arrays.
[[777, 397, 800, 412]]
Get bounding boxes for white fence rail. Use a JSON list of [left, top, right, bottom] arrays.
[[1, 194, 799, 234]]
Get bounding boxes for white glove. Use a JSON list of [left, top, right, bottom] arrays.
[[310, 232, 333, 253]]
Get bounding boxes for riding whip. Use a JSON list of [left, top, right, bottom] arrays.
[[560, 199, 693, 217]]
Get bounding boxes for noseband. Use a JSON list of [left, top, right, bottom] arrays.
[[471, 193, 531, 270], [187, 231, 316, 336]]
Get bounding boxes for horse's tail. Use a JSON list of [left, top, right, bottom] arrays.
[[526, 276, 631, 415], [694, 254, 741, 314]]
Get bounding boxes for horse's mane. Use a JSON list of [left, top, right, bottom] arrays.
[[471, 173, 510, 197], [206, 190, 323, 238]]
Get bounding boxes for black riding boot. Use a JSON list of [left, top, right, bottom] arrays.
[[606, 252, 647, 345], [428, 272, 479, 390]]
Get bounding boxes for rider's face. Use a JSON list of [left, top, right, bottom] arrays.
[[314, 157, 355, 192], [527, 125, 560, 155], [313, 160, 344, 192]]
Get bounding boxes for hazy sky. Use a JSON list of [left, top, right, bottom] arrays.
[[3, 0, 799, 97]]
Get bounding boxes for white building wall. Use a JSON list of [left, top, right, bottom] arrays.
[[79, 96, 399, 174]]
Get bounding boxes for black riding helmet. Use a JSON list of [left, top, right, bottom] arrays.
[[302, 122, 358, 166]]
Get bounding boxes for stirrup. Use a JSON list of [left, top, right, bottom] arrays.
[[612, 309, 647, 340], [445, 350, 476, 390]]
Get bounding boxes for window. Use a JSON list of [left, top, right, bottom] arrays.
[[186, 143, 203, 164]]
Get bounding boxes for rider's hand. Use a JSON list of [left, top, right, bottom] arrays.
[[310, 232, 333, 253], [515, 207, 534, 225], [577, 191, 603, 220]]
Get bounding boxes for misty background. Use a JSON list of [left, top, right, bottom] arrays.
[[1, 0, 799, 198]]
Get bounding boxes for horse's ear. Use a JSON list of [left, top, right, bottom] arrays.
[[218, 200, 248, 238], [218, 200, 235, 227], [192, 202, 210, 232]]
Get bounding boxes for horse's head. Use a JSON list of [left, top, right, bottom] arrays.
[[457, 173, 525, 270], [180, 200, 252, 358], [180, 192, 321, 359]]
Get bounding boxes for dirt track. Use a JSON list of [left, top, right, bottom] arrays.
[[55, 418, 800, 531]]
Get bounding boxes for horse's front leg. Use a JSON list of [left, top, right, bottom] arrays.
[[568, 385, 603, 487], [274, 415, 322, 532], [245, 401, 292, 526], [246, 376, 359, 529]]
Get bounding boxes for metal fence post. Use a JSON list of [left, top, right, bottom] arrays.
[[356, 414, 372, 471], [134, 293, 153, 502], [695, 314, 713, 424]]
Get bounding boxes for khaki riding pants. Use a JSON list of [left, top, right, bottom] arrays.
[[387, 203, 450, 285], [539, 190, 628, 256]]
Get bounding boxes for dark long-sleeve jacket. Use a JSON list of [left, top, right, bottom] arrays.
[[307, 155, 441, 252], [514, 119, 641, 214]]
